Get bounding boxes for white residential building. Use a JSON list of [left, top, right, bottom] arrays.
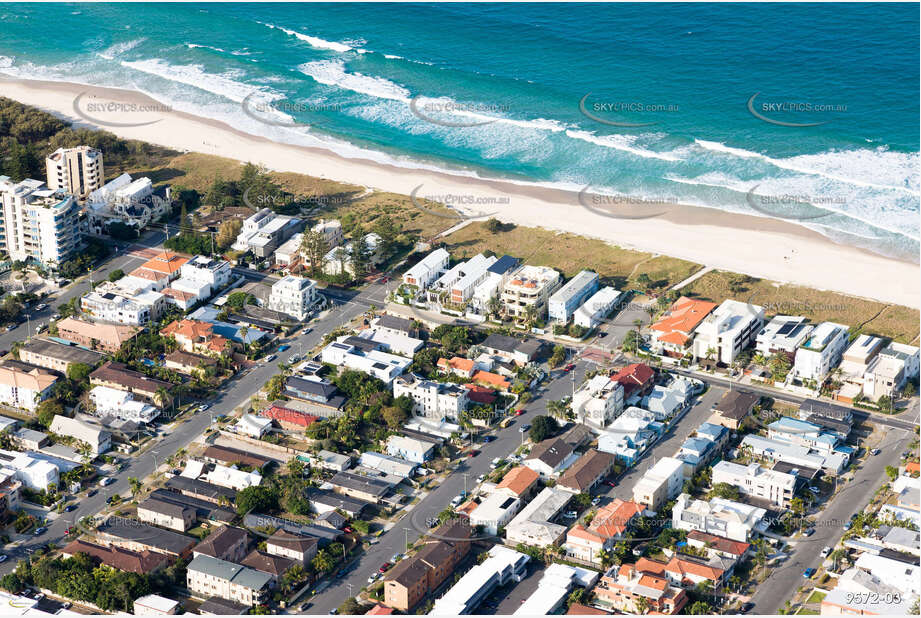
[[469, 492, 521, 535], [711, 461, 796, 506], [86, 174, 170, 235], [574, 287, 622, 329], [80, 279, 166, 326], [597, 407, 662, 465], [356, 328, 424, 357], [429, 546, 529, 615], [632, 456, 684, 511], [45, 145, 104, 198], [392, 374, 469, 421], [514, 563, 599, 616], [49, 415, 111, 455], [385, 435, 435, 463], [0, 363, 58, 412], [358, 452, 417, 478], [571, 375, 624, 427], [692, 299, 764, 364], [426, 258, 469, 304], [548, 270, 599, 323], [402, 248, 449, 289], [672, 494, 767, 542], [267, 275, 319, 320], [204, 464, 263, 491], [90, 385, 160, 424], [321, 232, 383, 277], [505, 487, 571, 548], [0, 449, 59, 491], [863, 342, 921, 400], [177, 256, 232, 296], [450, 253, 499, 304], [231, 208, 301, 258], [854, 553, 920, 597], [320, 340, 411, 384], [133, 594, 180, 616], [793, 322, 849, 381], [822, 567, 917, 615], [274, 232, 303, 267], [755, 315, 814, 356], [501, 265, 561, 321], [0, 177, 83, 269], [839, 334, 884, 375], [186, 554, 271, 607], [469, 255, 520, 313]]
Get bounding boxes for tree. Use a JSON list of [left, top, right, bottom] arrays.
[[885, 465, 899, 481], [107, 269, 125, 282], [487, 295, 503, 320], [127, 477, 142, 496], [636, 273, 651, 289], [548, 344, 566, 369], [529, 415, 557, 443], [622, 329, 641, 354], [216, 218, 243, 251], [333, 246, 350, 277], [300, 228, 330, 275], [707, 482, 741, 501], [35, 400, 64, 429], [382, 405, 410, 430], [522, 303, 539, 327], [236, 485, 279, 516], [485, 218, 502, 233], [66, 362, 93, 384], [311, 549, 335, 573], [372, 215, 399, 256], [634, 596, 650, 614], [688, 600, 711, 614], [350, 231, 372, 277]]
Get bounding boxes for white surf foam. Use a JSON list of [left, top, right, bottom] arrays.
[[262, 22, 358, 53], [297, 59, 410, 102], [97, 38, 145, 60], [121, 58, 282, 105]]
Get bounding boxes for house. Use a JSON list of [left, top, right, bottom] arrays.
[[201, 445, 271, 470], [307, 450, 352, 472], [686, 531, 750, 562], [691, 299, 764, 364], [49, 415, 111, 455], [359, 451, 418, 478], [558, 449, 616, 493], [524, 436, 579, 478], [565, 524, 612, 566], [853, 553, 920, 597], [90, 361, 174, 407], [197, 597, 250, 615], [641, 384, 686, 420], [755, 315, 814, 357], [611, 363, 655, 400], [266, 275, 319, 321], [262, 402, 321, 431], [186, 554, 273, 606], [588, 499, 646, 541], [54, 317, 140, 353], [672, 494, 767, 542], [204, 463, 263, 491], [357, 327, 424, 357], [438, 356, 476, 378], [793, 321, 849, 381], [0, 449, 59, 491], [80, 279, 166, 325], [90, 385, 160, 424], [17, 338, 103, 374], [305, 488, 370, 519], [468, 492, 521, 535], [177, 255, 232, 295], [574, 287, 622, 330], [472, 370, 511, 391], [505, 486, 571, 548], [740, 434, 848, 475], [133, 594, 180, 616], [863, 342, 921, 400], [162, 319, 231, 356], [315, 510, 348, 530], [428, 544, 526, 615], [164, 475, 237, 505], [548, 270, 599, 323], [371, 314, 418, 338], [635, 554, 730, 589], [164, 350, 218, 377], [393, 374, 469, 421], [516, 563, 601, 616], [320, 339, 411, 384], [137, 497, 196, 531], [321, 232, 384, 276], [231, 208, 302, 258], [501, 265, 561, 321], [281, 378, 346, 417], [592, 562, 688, 614], [240, 550, 296, 582], [233, 414, 273, 439], [469, 255, 521, 314], [480, 333, 542, 366], [712, 390, 759, 430], [494, 466, 540, 500], [821, 567, 917, 615], [10, 428, 48, 451], [0, 362, 58, 411], [386, 434, 436, 463], [265, 529, 319, 565], [711, 461, 796, 507], [675, 436, 717, 478], [597, 407, 663, 466], [632, 457, 684, 511], [572, 375, 624, 428], [649, 297, 717, 358], [768, 416, 846, 456], [61, 539, 168, 575], [330, 471, 391, 502], [383, 519, 471, 612], [97, 516, 196, 558], [402, 248, 450, 290], [192, 525, 250, 563]]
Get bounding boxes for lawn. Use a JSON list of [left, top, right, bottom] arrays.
[[805, 590, 827, 604], [680, 270, 920, 343], [442, 221, 702, 289], [796, 608, 820, 615]]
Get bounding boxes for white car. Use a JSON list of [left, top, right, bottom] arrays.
[[476, 474, 486, 483], [0, 555, 7, 563], [809, 486, 820, 494], [367, 572, 381, 584], [820, 546, 832, 558]]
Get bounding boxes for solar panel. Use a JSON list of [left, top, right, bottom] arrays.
[[776, 322, 795, 336]]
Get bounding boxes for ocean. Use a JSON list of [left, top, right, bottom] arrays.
[[0, 3, 917, 261]]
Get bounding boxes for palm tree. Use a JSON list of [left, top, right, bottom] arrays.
[[634, 596, 650, 614], [239, 326, 249, 356], [523, 303, 539, 328], [127, 477, 142, 496], [487, 296, 503, 320]]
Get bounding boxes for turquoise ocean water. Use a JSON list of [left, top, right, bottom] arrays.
[[0, 3, 917, 260]]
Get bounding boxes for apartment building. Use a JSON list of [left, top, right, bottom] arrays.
[[137, 497, 196, 532], [320, 339, 411, 384], [592, 562, 688, 614], [97, 517, 196, 558], [48, 415, 111, 455], [558, 449, 616, 494], [90, 385, 161, 424], [480, 333, 542, 365], [86, 173, 170, 234], [505, 486, 571, 548], [470, 255, 520, 314], [672, 494, 767, 542], [0, 177, 82, 269], [0, 362, 58, 412], [17, 338, 103, 374], [54, 317, 140, 353], [501, 264, 561, 321], [187, 554, 272, 607], [265, 529, 319, 565], [571, 375, 624, 427], [574, 286, 622, 329], [548, 269, 599, 323], [711, 461, 796, 506], [402, 248, 449, 289], [232, 208, 302, 258], [45, 146, 104, 198], [90, 361, 174, 407], [193, 526, 250, 563], [449, 253, 499, 304], [392, 374, 469, 421], [793, 322, 849, 381], [428, 545, 528, 615], [0, 449, 58, 491], [863, 342, 921, 400], [177, 255, 232, 294], [61, 540, 168, 576], [266, 275, 319, 320], [468, 492, 521, 535], [692, 299, 764, 365], [81, 279, 166, 326], [632, 456, 684, 511], [650, 296, 717, 358], [754, 315, 813, 357]]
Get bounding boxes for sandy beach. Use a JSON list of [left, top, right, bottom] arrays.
[[3, 77, 918, 309]]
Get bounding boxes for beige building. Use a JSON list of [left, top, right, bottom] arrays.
[[265, 529, 319, 565], [186, 554, 272, 607], [501, 265, 561, 321], [18, 339, 103, 374], [46, 146, 104, 198], [137, 497, 196, 532]]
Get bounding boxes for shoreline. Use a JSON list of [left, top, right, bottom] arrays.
[[2, 76, 918, 309]]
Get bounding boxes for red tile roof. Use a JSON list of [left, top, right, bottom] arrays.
[[589, 499, 646, 538], [472, 370, 510, 390], [686, 530, 750, 557], [463, 384, 497, 404], [495, 466, 539, 497], [438, 357, 474, 373], [140, 251, 189, 276], [368, 605, 395, 615], [650, 297, 717, 347], [261, 404, 319, 428], [611, 363, 655, 398]]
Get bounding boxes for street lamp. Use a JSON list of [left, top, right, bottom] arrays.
[[403, 527, 411, 550]]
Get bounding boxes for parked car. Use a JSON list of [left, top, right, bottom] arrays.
[[265, 354, 277, 362], [803, 568, 816, 578], [391, 553, 405, 563], [490, 457, 503, 469], [591, 497, 602, 506], [515, 409, 525, 416], [0, 555, 7, 563], [820, 546, 832, 558], [467, 449, 480, 457], [518, 424, 531, 433], [64, 504, 77, 512], [378, 563, 392, 573], [450, 495, 465, 507], [367, 572, 381, 584], [278, 344, 291, 352], [34, 527, 47, 536], [563, 510, 578, 519], [871, 448, 881, 455], [99, 477, 115, 487], [86, 489, 98, 497], [476, 474, 486, 483], [803, 527, 816, 537], [565, 363, 576, 371], [740, 602, 755, 613], [482, 435, 496, 443], [843, 521, 852, 530], [809, 486, 820, 494], [35, 303, 47, 311]]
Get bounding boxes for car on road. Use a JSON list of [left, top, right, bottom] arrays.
[[870, 448, 881, 455], [591, 497, 602, 506], [289, 354, 302, 363], [328, 608, 338, 615], [0, 555, 7, 563], [64, 504, 77, 512], [803, 568, 816, 578], [265, 354, 277, 362], [564, 363, 576, 371], [563, 510, 578, 519], [278, 344, 291, 351], [605, 480, 617, 487], [515, 409, 525, 416], [843, 521, 852, 530], [500, 417, 515, 429], [86, 489, 97, 497], [391, 553, 405, 563], [518, 424, 531, 433], [303, 327, 313, 334], [378, 562, 392, 573], [51, 313, 61, 320], [99, 477, 115, 486], [34, 527, 47, 536], [35, 303, 47, 311], [199, 403, 210, 411], [482, 435, 496, 443], [809, 486, 820, 494], [740, 602, 755, 613], [367, 572, 381, 584], [803, 527, 815, 536], [490, 457, 504, 469], [467, 449, 480, 457], [820, 546, 832, 558]]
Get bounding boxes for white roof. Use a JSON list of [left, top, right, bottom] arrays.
[[430, 545, 528, 615], [134, 594, 180, 613], [204, 463, 263, 489], [514, 563, 599, 615]]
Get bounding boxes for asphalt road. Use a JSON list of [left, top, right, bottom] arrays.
[[747, 424, 915, 614]]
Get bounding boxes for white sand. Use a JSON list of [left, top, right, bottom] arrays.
[[3, 77, 918, 309]]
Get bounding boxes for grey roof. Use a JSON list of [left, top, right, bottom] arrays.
[[330, 471, 391, 498], [149, 488, 235, 523], [13, 428, 48, 444], [193, 526, 249, 559], [98, 517, 195, 554], [306, 488, 371, 517], [482, 333, 524, 354], [715, 391, 759, 420], [165, 475, 238, 502], [21, 338, 104, 365], [243, 513, 341, 546], [487, 255, 520, 275], [187, 554, 272, 591], [138, 497, 194, 519], [199, 597, 249, 615], [377, 314, 413, 333], [315, 510, 348, 529]]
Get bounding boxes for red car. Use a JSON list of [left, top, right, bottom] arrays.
[[467, 449, 480, 457], [606, 480, 617, 487], [564, 363, 576, 371], [515, 409, 525, 416], [379, 562, 393, 573]]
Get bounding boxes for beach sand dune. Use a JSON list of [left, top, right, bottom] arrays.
[[3, 77, 917, 309]]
